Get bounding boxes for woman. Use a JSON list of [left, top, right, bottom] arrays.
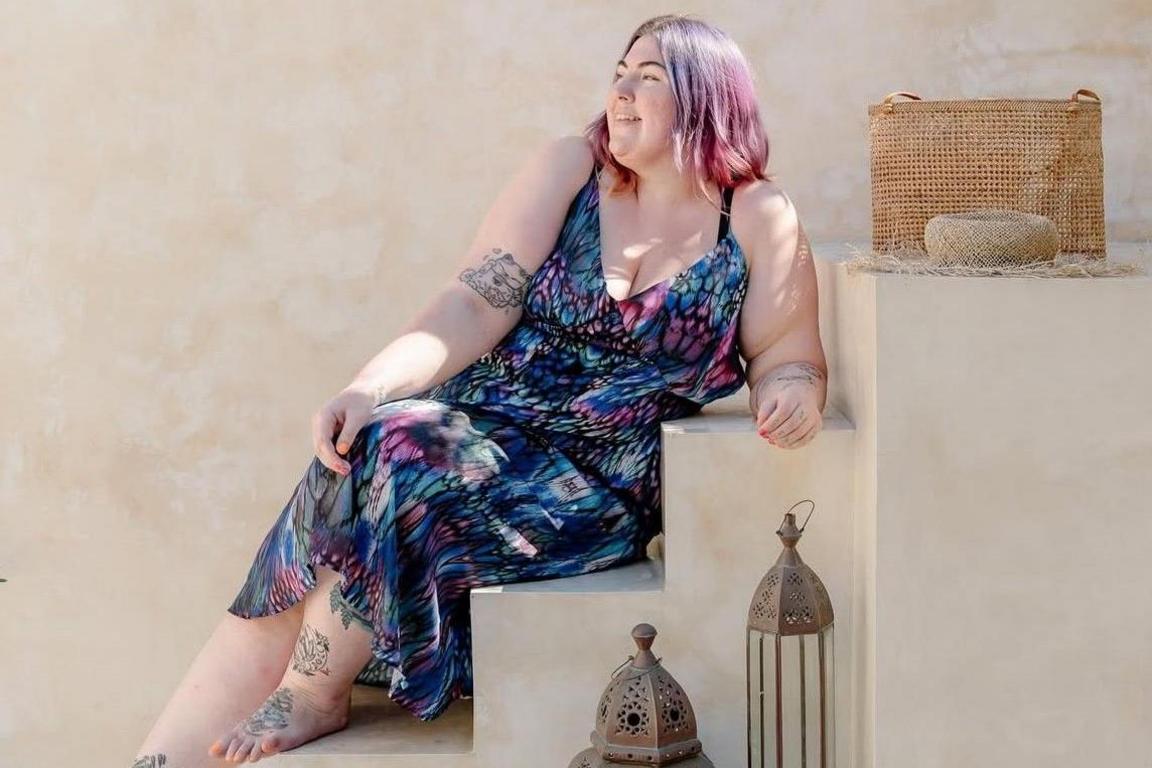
[[132, 13, 826, 767]]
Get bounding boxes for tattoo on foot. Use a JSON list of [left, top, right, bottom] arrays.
[[242, 687, 294, 735], [132, 755, 167, 768], [458, 248, 532, 313], [291, 625, 332, 677]]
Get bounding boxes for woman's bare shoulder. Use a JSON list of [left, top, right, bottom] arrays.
[[730, 178, 799, 260], [535, 134, 596, 196], [731, 179, 794, 225]]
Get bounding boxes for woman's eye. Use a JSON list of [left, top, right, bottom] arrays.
[[613, 72, 660, 82]]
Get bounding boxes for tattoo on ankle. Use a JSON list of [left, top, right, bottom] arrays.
[[458, 248, 532, 313], [329, 582, 356, 630], [132, 755, 167, 768], [291, 624, 332, 676], [242, 687, 293, 735]]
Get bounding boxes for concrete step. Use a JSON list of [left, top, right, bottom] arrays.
[[277, 557, 666, 766], [470, 557, 669, 767], [467, 403, 857, 768]]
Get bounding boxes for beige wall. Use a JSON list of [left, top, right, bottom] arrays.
[[1, 2, 1150, 765]]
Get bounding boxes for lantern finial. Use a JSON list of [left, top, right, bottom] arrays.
[[630, 622, 658, 668], [776, 512, 802, 548]]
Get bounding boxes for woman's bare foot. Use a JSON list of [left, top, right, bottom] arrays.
[[207, 683, 351, 763]]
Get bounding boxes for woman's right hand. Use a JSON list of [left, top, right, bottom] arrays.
[[311, 382, 380, 476]]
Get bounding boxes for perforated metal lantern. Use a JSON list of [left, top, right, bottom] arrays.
[[568, 623, 714, 768], [746, 501, 836, 768]]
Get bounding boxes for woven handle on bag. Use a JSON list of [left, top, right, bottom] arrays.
[[881, 91, 921, 113], [1067, 88, 1102, 110], [881, 89, 1100, 111]]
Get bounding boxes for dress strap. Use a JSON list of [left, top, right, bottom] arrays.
[[717, 186, 734, 242]]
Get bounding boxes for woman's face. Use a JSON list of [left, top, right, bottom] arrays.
[[604, 34, 677, 168]]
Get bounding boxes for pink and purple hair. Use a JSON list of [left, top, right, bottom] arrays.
[[583, 14, 775, 200]]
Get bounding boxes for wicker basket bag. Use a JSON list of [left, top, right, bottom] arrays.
[[868, 88, 1106, 259]]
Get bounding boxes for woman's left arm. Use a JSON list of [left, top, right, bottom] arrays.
[[736, 184, 828, 449]]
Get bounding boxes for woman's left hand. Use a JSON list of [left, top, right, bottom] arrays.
[[752, 363, 824, 449]]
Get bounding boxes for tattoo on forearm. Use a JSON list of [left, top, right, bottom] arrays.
[[243, 687, 294, 735], [291, 624, 332, 677], [458, 247, 532, 312], [755, 362, 825, 407], [766, 362, 825, 386], [132, 756, 167, 768], [329, 582, 358, 630]]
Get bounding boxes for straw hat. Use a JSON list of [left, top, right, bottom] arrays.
[[924, 210, 1060, 266]]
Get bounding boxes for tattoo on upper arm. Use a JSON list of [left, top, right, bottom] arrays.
[[458, 248, 532, 313], [132, 756, 167, 768], [291, 624, 332, 677]]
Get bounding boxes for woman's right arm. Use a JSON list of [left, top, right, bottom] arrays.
[[312, 135, 595, 474]]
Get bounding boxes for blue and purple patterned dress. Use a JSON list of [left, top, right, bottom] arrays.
[[226, 164, 749, 721]]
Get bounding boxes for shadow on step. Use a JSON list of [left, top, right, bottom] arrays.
[[279, 685, 473, 760]]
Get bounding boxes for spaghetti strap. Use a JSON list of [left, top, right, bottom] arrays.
[[717, 186, 734, 242]]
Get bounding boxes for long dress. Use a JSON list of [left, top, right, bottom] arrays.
[[225, 164, 749, 721]]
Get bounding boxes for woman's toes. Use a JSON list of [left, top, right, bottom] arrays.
[[225, 736, 249, 762], [246, 742, 266, 763], [240, 738, 263, 763], [228, 738, 252, 763], [209, 732, 238, 759], [260, 735, 281, 755]]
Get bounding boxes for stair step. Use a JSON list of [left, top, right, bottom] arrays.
[[471, 553, 664, 595], [276, 685, 473, 767], [467, 406, 857, 767], [276, 559, 664, 764]]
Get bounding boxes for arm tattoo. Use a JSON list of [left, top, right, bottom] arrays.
[[458, 247, 532, 312], [132, 756, 167, 768], [754, 361, 826, 410], [243, 687, 294, 735], [291, 624, 332, 677]]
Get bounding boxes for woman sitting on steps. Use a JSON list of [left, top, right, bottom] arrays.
[[132, 12, 827, 766]]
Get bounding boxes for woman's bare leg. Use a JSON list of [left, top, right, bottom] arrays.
[[132, 600, 305, 768], [209, 566, 377, 763]]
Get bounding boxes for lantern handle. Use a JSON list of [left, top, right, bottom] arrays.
[[788, 499, 816, 532], [610, 655, 635, 677], [608, 653, 664, 678]]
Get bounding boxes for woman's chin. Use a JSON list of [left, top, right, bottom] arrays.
[[607, 137, 641, 161]]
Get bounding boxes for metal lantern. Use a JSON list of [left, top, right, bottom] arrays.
[[568, 623, 714, 768], [746, 500, 836, 768]]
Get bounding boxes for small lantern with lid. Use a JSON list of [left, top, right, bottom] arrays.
[[568, 623, 714, 768], [747, 500, 836, 768]]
